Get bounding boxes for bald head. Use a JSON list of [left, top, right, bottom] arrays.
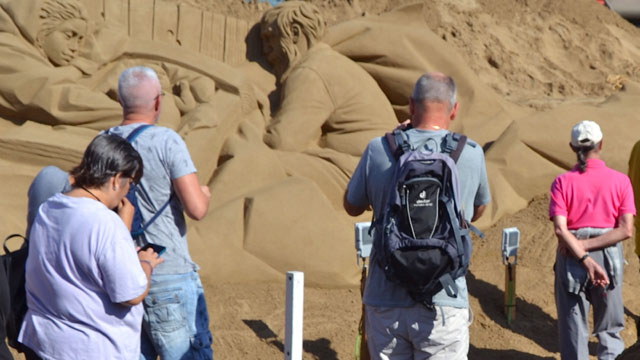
[[411, 72, 457, 111], [118, 66, 162, 114]]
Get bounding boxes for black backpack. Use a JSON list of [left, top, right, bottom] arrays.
[[375, 130, 483, 307], [1, 234, 28, 352]]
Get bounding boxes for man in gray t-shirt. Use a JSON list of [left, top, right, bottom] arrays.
[[111, 66, 213, 360], [345, 72, 490, 359]]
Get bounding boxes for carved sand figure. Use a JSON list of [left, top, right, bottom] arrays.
[[0, 0, 122, 129], [214, 1, 397, 208], [261, 1, 398, 204], [0, 0, 226, 134]]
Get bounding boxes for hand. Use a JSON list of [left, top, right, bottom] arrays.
[[137, 247, 164, 269], [395, 119, 411, 131], [117, 197, 135, 231], [583, 257, 609, 288], [174, 80, 197, 114]]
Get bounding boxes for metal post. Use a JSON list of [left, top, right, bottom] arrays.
[[504, 262, 517, 325], [285, 271, 304, 360]]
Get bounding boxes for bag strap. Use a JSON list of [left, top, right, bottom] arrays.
[[125, 124, 153, 142], [442, 132, 467, 163], [3, 234, 27, 254], [117, 124, 172, 235], [131, 198, 173, 238], [384, 129, 412, 159]]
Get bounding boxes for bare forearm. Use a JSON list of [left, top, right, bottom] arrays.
[[555, 227, 586, 258], [581, 224, 633, 251], [173, 173, 211, 220], [471, 204, 487, 222], [582, 213, 634, 251]]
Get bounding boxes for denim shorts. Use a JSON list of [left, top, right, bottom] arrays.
[[140, 271, 213, 360]]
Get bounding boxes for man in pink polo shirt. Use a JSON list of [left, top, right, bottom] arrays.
[[549, 120, 635, 360]]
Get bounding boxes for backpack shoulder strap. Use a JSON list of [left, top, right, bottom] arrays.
[[126, 124, 153, 143], [384, 129, 412, 159], [442, 132, 468, 163]]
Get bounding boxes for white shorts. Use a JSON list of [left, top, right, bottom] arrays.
[[365, 304, 471, 360]]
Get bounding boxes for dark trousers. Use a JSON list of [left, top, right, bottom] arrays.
[[23, 347, 41, 360]]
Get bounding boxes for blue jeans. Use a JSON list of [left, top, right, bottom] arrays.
[[140, 272, 213, 360]]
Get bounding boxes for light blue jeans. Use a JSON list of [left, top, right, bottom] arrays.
[[140, 271, 213, 360]]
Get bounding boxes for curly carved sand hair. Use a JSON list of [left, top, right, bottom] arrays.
[[261, 1, 326, 45], [37, 0, 87, 39]]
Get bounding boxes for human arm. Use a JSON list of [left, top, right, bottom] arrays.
[[471, 204, 486, 222], [471, 148, 491, 223], [344, 142, 374, 217], [552, 215, 609, 287], [98, 219, 162, 306], [172, 173, 211, 220], [120, 248, 163, 306], [115, 196, 134, 231], [165, 131, 211, 220], [579, 213, 633, 251], [344, 190, 369, 217], [263, 67, 333, 151]]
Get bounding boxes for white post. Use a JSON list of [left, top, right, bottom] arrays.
[[285, 271, 304, 360]]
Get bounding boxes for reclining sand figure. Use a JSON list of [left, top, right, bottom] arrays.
[[214, 1, 398, 208], [0, 0, 222, 133], [0, 0, 122, 129]]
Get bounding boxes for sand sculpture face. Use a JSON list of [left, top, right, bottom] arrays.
[[260, 1, 325, 80], [34, 0, 88, 66], [260, 20, 289, 77], [38, 18, 86, 66]]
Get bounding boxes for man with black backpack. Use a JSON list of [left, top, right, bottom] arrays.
[[345, 72, 491, 359], [107, 66, 213, 360]]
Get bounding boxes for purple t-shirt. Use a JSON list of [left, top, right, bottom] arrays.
[[550, 158, 636, 229], [18, 193, 148, 359]]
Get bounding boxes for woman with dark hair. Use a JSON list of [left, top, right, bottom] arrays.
[[549, 120, 635, 359], [17, 134, 163, 360]]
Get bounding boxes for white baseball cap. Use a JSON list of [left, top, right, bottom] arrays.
[[571, 120, 602, 147]]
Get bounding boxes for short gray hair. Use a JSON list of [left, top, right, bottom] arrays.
[[411, 73, 457, 109], [118, 66, 160, 110]]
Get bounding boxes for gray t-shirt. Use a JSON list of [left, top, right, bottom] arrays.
[[27, 166, 72, 236], [108, 124, 198, 275], [347, 128, 491, 308]]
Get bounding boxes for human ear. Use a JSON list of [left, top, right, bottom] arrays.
[[450, 102, 459, 121]]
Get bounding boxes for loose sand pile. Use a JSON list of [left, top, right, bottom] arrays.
[[8, 0, 640, 359]]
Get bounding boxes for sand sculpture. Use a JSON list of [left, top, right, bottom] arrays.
[[4, 0, 640, 291]]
